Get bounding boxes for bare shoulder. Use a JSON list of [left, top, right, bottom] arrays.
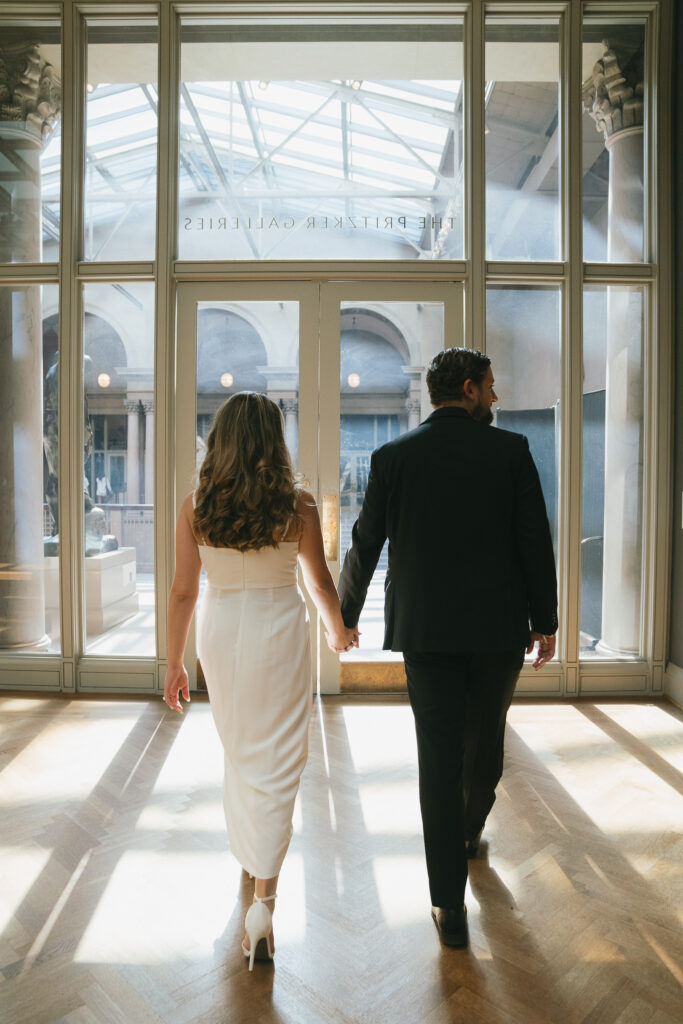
[[178, 493, 201, 541], [297, 489, 318, 515]]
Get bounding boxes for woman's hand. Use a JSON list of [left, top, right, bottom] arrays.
[[163, 664, 190, 713], [325, 626, 360, 654]]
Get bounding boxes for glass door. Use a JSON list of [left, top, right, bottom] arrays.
[[175, 282, 320, 689], [176, 280, 462, 694], [318, 282, 464, 693]]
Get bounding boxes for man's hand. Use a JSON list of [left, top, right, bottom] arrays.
[[527, 631, 556, 670]]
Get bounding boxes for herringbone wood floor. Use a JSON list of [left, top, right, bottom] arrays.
[[0, 694, 681, 1024]]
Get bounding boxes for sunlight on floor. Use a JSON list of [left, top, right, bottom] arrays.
[[595, 703, 683, 772], [151, 704, 223, 795], [0, 703, 147, 801], [357, 780, 422, 835], [372, 854, 430, 927], [136, 798, 225, 835], [74, 850, 241, 963], [341, 704, 418, 773], [506, 704, 683, 843]]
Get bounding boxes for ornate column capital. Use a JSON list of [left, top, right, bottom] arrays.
[[582, 38, 644, 147], [124, 398, 141, 416], [0, 41, 61, 143], [405, 398, 421, 415], [282, 398, 298, 416], [141, 399, 154, 415]]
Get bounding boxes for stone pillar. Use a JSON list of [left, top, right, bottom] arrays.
[[0, 42, 60, 648], [282, 397, 298, 463], [125, 400, 141, 504], [406, 397, 421, 432], [402, 366, 425, 432], [259, 367, 299, 464], [583, 37, 644, 655], [142, 400, 154, 504]]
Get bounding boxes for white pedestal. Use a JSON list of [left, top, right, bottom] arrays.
[[45, 547, 140, 636]]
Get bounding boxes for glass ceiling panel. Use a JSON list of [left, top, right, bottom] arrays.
[[178, 21, 464, 261]]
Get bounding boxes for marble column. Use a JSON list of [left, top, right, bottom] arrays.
[[402, 366, 425, 432], [125, 400, 141, 504], [142, 400, 154, 504], [0, 42, 60, 648], [583, 37, 644, 655], [406, 397, 421, 432]]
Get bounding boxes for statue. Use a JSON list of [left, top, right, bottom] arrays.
[[84, 505, 118, 556], [43, 352, 116, 556]]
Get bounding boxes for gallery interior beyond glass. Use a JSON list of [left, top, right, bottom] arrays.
[[0, 0, 680, 700]]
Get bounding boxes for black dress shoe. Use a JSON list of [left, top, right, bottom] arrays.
[[465, 827, 484, 859], [431, 905, 468, 947]]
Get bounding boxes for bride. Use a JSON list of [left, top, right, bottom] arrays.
[[163, 392, 357, 969]]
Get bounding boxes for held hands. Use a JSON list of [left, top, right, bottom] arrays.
[[163, 664, 191, 713], [527, 631, 556, 671], [325, 626, 360, 654]]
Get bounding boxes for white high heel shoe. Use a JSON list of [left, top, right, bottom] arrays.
[[241, 894, 276, 971]]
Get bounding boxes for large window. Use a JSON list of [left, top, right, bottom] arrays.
[[0, 3, 668, 696]]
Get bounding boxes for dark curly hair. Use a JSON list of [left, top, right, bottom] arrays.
[[426, 347, 491, 405], [193, 392, 302, 550]]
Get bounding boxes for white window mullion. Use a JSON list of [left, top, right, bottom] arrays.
[[465, 0, 485, 350], [59, 0, 87, 689], [561, 0, 584, 695], [154, 0, 180, 689]]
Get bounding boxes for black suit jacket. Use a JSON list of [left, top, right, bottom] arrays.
[[338, 406, 558, 652]]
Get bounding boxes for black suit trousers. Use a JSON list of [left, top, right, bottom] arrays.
[[403, 649, 524, 908]]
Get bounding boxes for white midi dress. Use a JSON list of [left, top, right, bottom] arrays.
[[196, 541, 312, 879]]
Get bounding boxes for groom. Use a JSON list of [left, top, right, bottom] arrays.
[[338, 347, 558, 947]]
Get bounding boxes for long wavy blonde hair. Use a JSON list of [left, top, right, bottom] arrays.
[[193, 392, 302, 550]]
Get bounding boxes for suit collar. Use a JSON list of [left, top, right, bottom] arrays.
[[424, 406, 474, 424]]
